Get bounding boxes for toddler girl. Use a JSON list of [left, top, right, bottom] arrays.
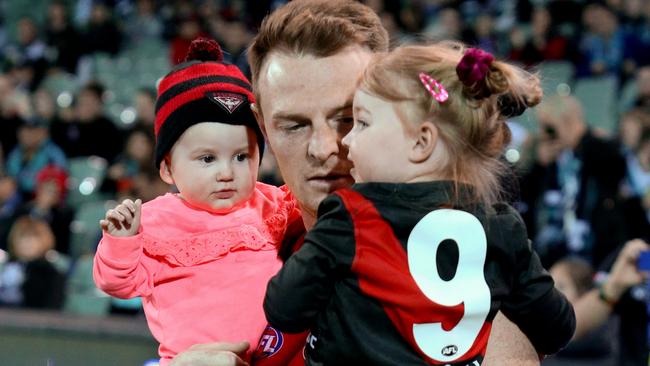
[[93, 39, 298, 365], [264, 43, 576, 365]]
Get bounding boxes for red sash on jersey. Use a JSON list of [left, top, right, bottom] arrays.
[[336, 189, 491, 365]]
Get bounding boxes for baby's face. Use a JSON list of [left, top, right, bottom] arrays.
[[164, 122, 260, 213]]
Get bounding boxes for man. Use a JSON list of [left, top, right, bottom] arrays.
[[519, 95, 626, 269], [172, 1, 539, 365]]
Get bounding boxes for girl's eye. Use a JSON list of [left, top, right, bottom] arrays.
[[200, 155, 215, 163], [356, 119, 369, 128], [235, 153, 249, 162]]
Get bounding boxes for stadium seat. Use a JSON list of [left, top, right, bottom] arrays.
[[540, 61, 575, 96], [63, 254, 111, 316], [68, 199, 115, 259], [66, 156, 109, 208], [618, 79, 638, 115], [573, 76, 619, 133]]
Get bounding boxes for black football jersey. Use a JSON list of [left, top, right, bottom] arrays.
[[264, 181, 575, 366]]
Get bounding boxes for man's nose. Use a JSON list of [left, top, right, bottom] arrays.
[[308, 121, 340, 161]]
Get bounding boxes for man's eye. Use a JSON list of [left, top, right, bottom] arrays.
[[200, 155, 215, 163], [235, 153, 248, 162], [339, 116, 354, 124], [285, 124, 305, 131]]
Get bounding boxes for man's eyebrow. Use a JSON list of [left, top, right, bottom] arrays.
[[272, 111, 310, 123], [272, 103, 353, 122]]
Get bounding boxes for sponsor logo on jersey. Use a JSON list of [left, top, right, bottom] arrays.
[[254, 326, 283, 359], [441, 345, 458, 356], [206, 91, 245, 113]]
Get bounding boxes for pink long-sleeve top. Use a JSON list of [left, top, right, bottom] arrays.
[[93, 183, 299, 366]]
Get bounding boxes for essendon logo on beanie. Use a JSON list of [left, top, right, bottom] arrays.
[[206, 91, 245, 113]]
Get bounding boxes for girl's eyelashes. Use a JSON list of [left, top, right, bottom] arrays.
[[235, 153, 249, 162], [199, 155, 215, 163], [355, 119, 369, 128]]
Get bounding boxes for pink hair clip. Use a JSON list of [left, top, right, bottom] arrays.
[[419, 72, 449, 103]]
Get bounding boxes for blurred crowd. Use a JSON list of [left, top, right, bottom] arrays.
[[0, 0, 650, 364]]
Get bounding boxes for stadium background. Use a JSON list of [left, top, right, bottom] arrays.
[[0, 0, 649, 365]]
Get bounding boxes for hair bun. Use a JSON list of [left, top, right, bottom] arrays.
[[498, 93, 527, 118], [185, 37, 224, 63]]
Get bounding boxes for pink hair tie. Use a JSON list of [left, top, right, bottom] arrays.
[[419, 72, 448, 103], [456, 48, 494, 87]]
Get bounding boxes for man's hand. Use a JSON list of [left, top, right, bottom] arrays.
[[100, 199, 142, 237], [170, 342, 250, 366]]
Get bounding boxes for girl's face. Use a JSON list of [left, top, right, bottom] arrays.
[[160, 122, 260, 214], [342, 89, 415, 183]]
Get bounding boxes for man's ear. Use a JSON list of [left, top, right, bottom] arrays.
[[159, 157, 175, 185], [251, 103, 267, 138], [409, 121, 438, 163]]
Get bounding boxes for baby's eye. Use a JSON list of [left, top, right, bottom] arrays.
[[200, 155, 215, 163], [235, 153, 249, 162]]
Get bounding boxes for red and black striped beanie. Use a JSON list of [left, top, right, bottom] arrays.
[[154, 38, 264, 168]]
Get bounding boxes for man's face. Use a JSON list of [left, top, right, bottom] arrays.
[[256, 46, 373, 221]]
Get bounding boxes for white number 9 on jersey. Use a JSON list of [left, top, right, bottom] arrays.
[[407, 209, 490, 363]]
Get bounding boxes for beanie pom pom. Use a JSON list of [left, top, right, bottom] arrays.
[[185, 37, 224, 63]]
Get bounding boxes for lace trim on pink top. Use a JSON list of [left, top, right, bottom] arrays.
[[142, 189, 298, 267], [141, 225, 274, 267]]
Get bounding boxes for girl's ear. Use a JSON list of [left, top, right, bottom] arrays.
[[159, 157, 175, 185], [409, 121, 438, 163]]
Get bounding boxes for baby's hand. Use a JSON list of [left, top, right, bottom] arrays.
[[100, 199, 142, 237]]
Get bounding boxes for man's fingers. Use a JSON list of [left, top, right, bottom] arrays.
[[188, 341, 250, 353], [100, 219, 110, 231]]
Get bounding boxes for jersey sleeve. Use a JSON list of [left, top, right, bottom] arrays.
[[263, 194, 356, 333], [252, 326, 308, 366], [92, 232, 159, 299], [496, 206, 576, 355]]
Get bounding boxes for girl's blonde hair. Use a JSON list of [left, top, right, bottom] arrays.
[[360, 41, 542, 205]]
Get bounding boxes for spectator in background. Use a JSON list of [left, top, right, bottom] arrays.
[[0, 216, 65, 309], [510, 7, 570, 67], [3, 18, 48, 91], [170, 16, 205, 65], [0, 75, 24, 158], [45, 1, 83, 74], [545, 257, 613, 363], [50, 82, 123, 161], [620, 0, 650, 74], [32, 88, 57, 123], [578, 4, 625, 77], [101, 126, 154, 197], [81, 2, 122, 55], [5, 117, 67, 200], [133, 87, 156, 128], [15, 165, 73, 255], [619, 120, 650, 241], [463, 13, 498, 54], [635, 66, 650, 111], [215, 20, 253, 76], [2, 17, 47, 68], [519, 95, 627, 268], [572, 239, 650, 365], [123, 0, 163, 48], [423, 7, 463, 42], [0, 176, 21, 251]]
